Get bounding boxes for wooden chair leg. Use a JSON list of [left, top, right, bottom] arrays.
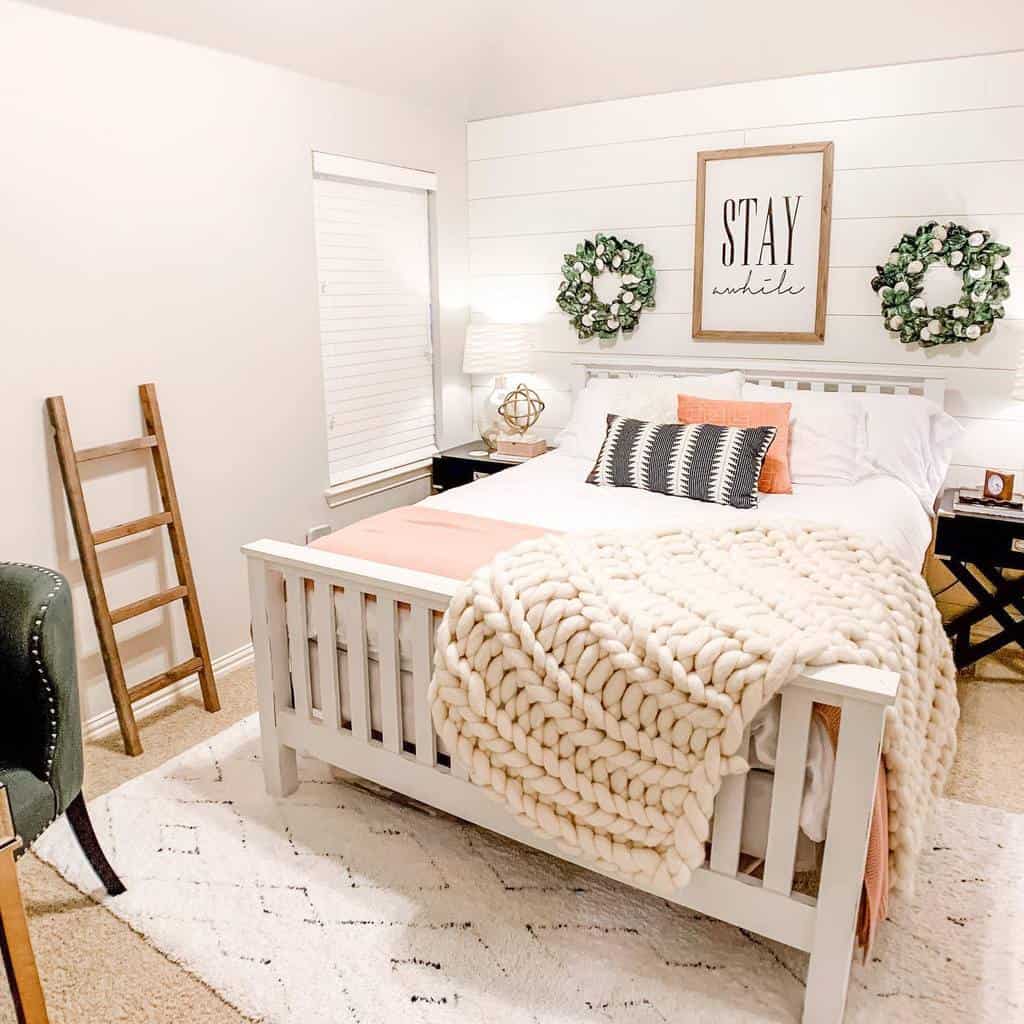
[[0, 843, 50, 1024], [64, 794, 126, 897]]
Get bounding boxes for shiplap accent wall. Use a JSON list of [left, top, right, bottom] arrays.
[[466, 52, 1024, 504]]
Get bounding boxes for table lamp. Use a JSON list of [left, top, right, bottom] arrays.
[[462, 323, 535, 449]]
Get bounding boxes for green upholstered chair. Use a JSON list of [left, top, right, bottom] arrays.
[[0, 562, 124, 895]]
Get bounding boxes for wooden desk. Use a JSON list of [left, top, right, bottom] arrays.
[[0, 785, 49, 1024]]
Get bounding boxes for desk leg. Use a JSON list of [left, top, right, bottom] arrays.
[[0, 845, 49, 1024]]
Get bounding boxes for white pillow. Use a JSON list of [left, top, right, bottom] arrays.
[[850, 392, 964, 510], [558, 371, 744, 461], [742, 383, 870, 485]]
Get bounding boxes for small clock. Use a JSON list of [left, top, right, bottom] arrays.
[[984, 469, 1015, 502]]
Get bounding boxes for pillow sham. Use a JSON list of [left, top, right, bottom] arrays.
[[676, 394, 792, 494], [741, 383, 870, 485], [849, 392, 964, 510], [557, 371, 744, 461], [586, 414, 777, 509]]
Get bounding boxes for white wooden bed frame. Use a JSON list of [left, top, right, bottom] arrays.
[[243, 360, 946, 1024]]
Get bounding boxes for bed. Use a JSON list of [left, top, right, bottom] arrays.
[[243, 360, 950, 1024]]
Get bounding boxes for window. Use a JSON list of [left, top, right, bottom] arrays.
[[312, 152, 438, 488]]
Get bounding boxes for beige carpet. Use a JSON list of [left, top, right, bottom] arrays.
[[2, 657, 1022, 1024]]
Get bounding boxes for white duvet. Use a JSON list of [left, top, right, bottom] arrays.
[[308, 450, 932, 867]]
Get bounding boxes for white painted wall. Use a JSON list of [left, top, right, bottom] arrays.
[[467, 53, 1024, 485], [0, 0, 470, 724]]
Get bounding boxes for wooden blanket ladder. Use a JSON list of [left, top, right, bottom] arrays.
[[46, 384, 220, 756]]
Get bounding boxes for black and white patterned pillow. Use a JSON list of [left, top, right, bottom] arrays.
[[586, 415, 777, 509]]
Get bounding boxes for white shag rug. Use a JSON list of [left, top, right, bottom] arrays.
[[34, 716, 1021, 1023]]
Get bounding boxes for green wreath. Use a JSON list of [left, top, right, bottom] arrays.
[[871, 221, 1010, 347], [557, 234, 656, 341]]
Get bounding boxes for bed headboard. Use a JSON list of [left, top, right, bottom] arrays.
[[570, 358, 946, 405]]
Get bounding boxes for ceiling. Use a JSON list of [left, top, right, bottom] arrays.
[[26, 1, 1024, 119]]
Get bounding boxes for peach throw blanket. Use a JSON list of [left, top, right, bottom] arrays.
[[310, 505, 888, 950]]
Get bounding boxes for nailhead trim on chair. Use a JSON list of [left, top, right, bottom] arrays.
[[2, 563, 64, 789]]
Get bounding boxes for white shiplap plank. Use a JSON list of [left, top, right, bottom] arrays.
[[467, 52, 1024, 159], [470, 225, 695, 276], [523, 313, 1024, 371], [746, 106, 1024, 171], [469, 130, 741, 199], [470, 181, 696, 238], [470, 269, 692, 319], [830, 214, 1024, 269], [832, 161, 1024, 220]]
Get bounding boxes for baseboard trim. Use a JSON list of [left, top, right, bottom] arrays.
[[83, 643, 254, 742]]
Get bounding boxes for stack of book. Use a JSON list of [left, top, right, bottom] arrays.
[[954, 487, 1024, 522]]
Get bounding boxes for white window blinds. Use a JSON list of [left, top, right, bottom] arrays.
[[313, 153, 437, 487]]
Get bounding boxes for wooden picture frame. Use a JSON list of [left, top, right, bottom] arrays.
[[692, 141, 834, 343]]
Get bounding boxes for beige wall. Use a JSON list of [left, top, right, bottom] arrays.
[[0, 0, 470, 724]]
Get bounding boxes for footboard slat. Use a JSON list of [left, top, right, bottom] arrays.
[[763, 688, 814, 895], [411, 604, 437, 766], [313, 580, 340, 730], [284, 572, 312, 721], [376, 596, 402, 753], [709, 728, 750, 876], [342, 590, 370, 741]]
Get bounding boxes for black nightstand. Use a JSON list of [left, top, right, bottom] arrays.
[[935, 487, 1024, 668], [431, 442, 526, 493]]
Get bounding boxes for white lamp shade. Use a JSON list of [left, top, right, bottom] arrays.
[[462, 323, 536, 375]]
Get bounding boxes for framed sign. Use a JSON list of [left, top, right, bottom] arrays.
[[692, 141, 834, 342]]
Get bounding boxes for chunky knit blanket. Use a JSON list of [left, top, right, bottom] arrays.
[[429, 522, 958, 894]]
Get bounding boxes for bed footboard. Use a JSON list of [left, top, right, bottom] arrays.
[[243, 538, 898, 1024]]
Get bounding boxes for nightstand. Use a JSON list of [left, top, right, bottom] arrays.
[[432, 442, 539, 493], [935, 487, 1024, 669]]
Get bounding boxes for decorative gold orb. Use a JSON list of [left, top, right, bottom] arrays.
[[498, 383, 545, 436]]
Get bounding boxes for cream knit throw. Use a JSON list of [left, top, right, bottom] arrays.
[[429, 522, 958, 894]]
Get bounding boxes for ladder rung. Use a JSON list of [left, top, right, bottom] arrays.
[[128, 656, 203, 702], [75, 436, 158, 462], [93, 511, 173, 546], [110, 585, 188, 624]]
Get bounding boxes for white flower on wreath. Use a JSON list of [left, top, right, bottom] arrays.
[[930, 238, 943, 253], [895, 281, 909, 294], [610, 302, 620, 315], [933, 225, 948, 242], [910, 297, 926, 312], [579, 291, 591, 304], [622, 290, 634, 303], [581, 313, 594, 327], [906, 260, 924, 275], [596, 243, 605, 256], [612, 255, 622, 268], [621, 249, 632, 261], [949, 250, 964, 266], [889, 315, 904, 329], [581, 270, 592, 284], [595, 258, 605, 272], [928, 319, 942, 334], [630, 301, 641, 311], [966, 323, 982, 339], [968, 266, 986, 281], [573, 261, 584, 272], [607, 318, 619, 330], [968, 232, 985, 247], [953, 306, 969, 319]]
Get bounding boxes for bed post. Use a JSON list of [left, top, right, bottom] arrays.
[[802, 696, 889, 1024], [246, 549, 299, 797]]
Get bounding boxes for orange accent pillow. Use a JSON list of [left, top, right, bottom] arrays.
[[676, 394, 792, 494]]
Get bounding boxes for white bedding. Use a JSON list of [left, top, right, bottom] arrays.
[[307, 448, 930, 868], [422, 448, 932, 569]]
